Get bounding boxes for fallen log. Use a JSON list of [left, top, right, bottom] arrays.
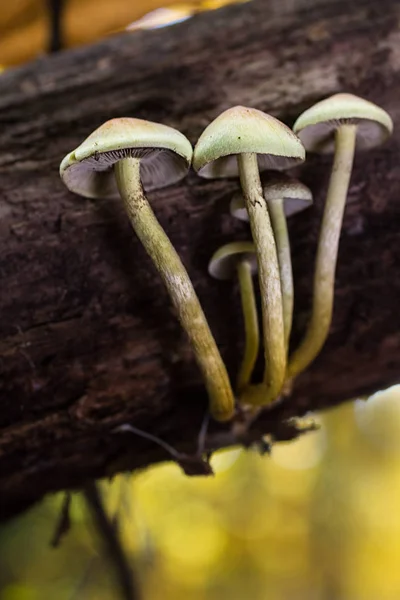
[[0, 0, 399, 520]]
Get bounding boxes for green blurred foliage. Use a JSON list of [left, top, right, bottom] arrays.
[[1, 385, 400, 600]]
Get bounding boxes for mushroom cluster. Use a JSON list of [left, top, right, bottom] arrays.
[[59, 93, 393, 433], [200, 95, 392, 412]]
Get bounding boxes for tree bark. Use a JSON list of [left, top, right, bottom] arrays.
[[0, 0, 399, 521]]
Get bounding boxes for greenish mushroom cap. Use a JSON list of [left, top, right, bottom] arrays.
[[60, 117, 193, 199], [193, 106, 305, 179], [293, 93, 393, 154], [230, 172, 313, 222], [208, 241, 257, 280]]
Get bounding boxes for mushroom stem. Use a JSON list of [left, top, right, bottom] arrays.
[[268, 197, 294, 350], [236, 259, 260, 393], [237, 152, 286, 403], [287, 124, 357, 379], [114, 157, 235, 422]]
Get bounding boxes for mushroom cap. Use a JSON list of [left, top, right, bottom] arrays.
[[208, 241, 257, 280], [230, 172, 313, 222], [293, 93, 393, 154], [193, 106, 305, 179], [60, 117, 193, 199]]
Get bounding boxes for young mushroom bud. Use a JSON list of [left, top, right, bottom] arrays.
[[193, 106, 305, 406], [60, 117, 235, 422], [287, 93, 393, 380], [230, 173, 313, 350], [209, 242, 259, 394]]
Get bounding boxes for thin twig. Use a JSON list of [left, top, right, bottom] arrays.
[[83, 481, 141, 600], [197, 411, 210, 456], [47, 0, 65, 53], [115, 424, 181, 460], [51, 491, 72, 548]]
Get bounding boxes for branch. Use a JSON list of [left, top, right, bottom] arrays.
[[0, 0, 399, 521], [83, 482, 140, 600]]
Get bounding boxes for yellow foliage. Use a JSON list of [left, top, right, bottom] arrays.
[[1, 386, 400, 598], [0, 0, 247, 66]]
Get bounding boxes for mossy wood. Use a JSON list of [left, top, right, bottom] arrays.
[[0, 0, 399, 521]]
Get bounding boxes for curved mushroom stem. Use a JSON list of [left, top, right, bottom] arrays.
[[236, 259, 260, 393], [114, 157, 235, 422], [287, 124, 357, 379], [237, 152, 286, 404], [268, 197, 294, 351]]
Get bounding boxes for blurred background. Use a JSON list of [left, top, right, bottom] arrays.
[[0, 0, 247, 67], [1, 385, 400, 599], [2, 2, 400, 599]]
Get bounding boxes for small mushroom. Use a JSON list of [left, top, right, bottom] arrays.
[[193, 106, 305, 405], [287, 93, 393, 379], [60, 117, 235, 422], [209, 241, 259, 394], [230, 173, 313, 350]]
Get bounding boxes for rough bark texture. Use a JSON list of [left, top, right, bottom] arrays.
[[0, 0, 399, 521]]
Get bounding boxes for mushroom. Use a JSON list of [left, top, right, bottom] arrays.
[[287, 93, 393, 380], [230, 172, 313, 350], [193, 106, 305, 405], [60, 117, 235, 422], [208, 241, 259, 394]]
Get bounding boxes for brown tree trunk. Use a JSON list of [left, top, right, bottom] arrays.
[[0, 0, 399, 521]]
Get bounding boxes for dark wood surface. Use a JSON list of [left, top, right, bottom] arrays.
[[0, 0, 399, 520]]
